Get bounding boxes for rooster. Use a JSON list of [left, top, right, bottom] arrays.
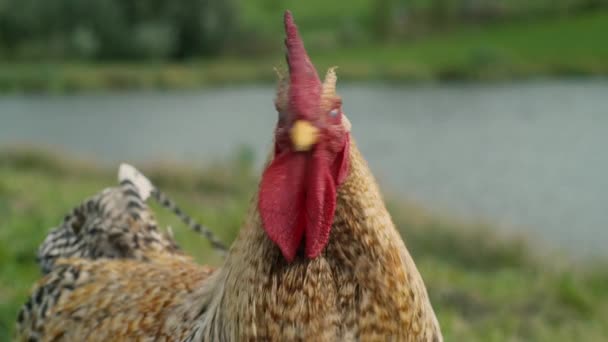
[[16, 11, 442, 341]]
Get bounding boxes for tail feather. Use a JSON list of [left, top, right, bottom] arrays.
[[37, 163, 228, 273], [151, 189, 228, 256], [118, 163, 154, 200], [118, 163, 228, 255]]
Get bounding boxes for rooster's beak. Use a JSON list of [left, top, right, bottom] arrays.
[[290, 120, 319, 151]]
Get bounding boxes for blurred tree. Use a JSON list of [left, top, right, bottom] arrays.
[[370, 0, 397, 41], [1, 0, 606, 61], [430, 0, 450, 26], [0, 0, 238, 61]]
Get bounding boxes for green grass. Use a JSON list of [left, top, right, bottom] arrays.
[[1, 11, 607, 93], [1, 148, 608, 340]]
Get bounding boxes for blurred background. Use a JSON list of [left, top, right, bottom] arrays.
[[1, 0, 607, 340]]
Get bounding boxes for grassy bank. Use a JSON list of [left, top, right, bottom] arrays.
[[1, 11, 607, 93], [0, 148, 607, 340]]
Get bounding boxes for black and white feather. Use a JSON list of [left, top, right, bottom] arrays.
[[37, 163, 227, 274]]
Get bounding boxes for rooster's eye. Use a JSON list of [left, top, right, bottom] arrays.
[[329, 109, 339, 117]]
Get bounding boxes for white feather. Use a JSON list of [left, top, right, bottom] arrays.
[[118, 163, 154, 201]]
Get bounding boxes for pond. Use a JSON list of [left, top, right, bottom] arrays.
[[1, 80, 607, 257]]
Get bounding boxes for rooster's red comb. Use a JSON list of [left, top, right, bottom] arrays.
[[284, 10, 321, 120]]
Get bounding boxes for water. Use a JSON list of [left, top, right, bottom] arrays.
[[1, 80, 607, 257]]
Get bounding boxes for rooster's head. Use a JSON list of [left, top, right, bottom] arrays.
[[259, 11, 351, 263]]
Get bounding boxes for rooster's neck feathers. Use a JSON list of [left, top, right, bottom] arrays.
[[196, 140, 442, 341]]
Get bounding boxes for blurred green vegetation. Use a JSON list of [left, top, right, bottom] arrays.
[[0, 0, 239, 60], [2, 0, 606, 60], [0, 1, 607, 92], [1, 148, 607, 340]]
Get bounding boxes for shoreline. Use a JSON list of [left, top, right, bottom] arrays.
[[0, 61, 606, 94]]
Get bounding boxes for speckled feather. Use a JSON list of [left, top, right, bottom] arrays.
[[36, 179, 182, 274], [36, 164, 227, 276], [18, 254, 214, 341]]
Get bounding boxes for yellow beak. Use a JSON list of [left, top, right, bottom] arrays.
[[290, 120, 319, 151]]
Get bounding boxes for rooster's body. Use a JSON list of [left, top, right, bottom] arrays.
[[192, 142, 441, 341], [17, 11, 442, 341]]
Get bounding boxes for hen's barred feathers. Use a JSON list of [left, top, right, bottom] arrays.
[[36, 164, 227, 275], [36, 180, 181, 274], [118, 163, 154, 201]]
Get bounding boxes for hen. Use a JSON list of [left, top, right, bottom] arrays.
[[17, 10, 442, 341], [36, 163, 226, 275]]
